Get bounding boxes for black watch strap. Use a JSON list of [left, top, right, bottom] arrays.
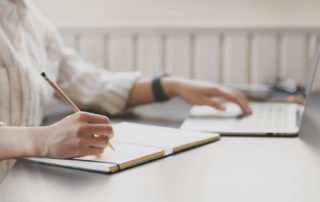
[[152, 74, 170, 102]]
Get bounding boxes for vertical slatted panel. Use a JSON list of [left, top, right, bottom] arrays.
[[59, 26, 320, 92], [74, 34, 84, 56], [165, 35, 192, 77], [78, 35, 105, 68], [108, 36, 135, 71], [279, 34, 308, 84], [251, 34, 278, 83], [194, 34, 221, 83], [136, 35, 163, 76], [103, 35, 109, 69], [223, 34, 250, 84], [62, 34, 77, 49]]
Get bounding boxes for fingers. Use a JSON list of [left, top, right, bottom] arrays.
[[75, 112, 110, 124], [84, 147, 105, 156], [215, 88, 252, 114], [237, 93, 252, 114], [78, 137, 108, 156], [75, 136, 110, 157], [202, 97, 226, 111], [79, 124, 114, 138], [83, 136, 109, 148]]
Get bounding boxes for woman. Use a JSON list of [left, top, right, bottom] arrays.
[[0, 0, 251, 181]]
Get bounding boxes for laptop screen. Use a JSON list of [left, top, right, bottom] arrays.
[[297, 44, 320, 129]]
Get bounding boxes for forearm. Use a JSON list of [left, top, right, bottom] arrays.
[[0, 126, 47, 160], [126, 76, 179, 107], [127, 75, 251, 114]]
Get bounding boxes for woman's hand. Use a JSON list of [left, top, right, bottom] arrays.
[[162, 77, 252, 114], [127, 76, 251, 114], [41, 112, 113, 158], [0, 112, 113, 160]]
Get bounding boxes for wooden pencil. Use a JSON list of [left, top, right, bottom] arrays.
[[41, 72, 115, 151]]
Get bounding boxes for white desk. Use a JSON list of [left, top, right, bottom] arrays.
[[1, 95, 320, 202]]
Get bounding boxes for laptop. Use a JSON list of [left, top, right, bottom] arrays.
[[181, 46, 320, 136]]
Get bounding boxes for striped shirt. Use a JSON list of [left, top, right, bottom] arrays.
[[0, 0, 140, 182]]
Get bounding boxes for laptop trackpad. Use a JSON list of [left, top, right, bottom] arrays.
[[190, 103, 242, 119]]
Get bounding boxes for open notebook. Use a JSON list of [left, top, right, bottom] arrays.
[[24, 122, 220, 173]]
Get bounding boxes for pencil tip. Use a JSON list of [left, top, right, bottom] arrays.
[[41, 72, 46, 77]]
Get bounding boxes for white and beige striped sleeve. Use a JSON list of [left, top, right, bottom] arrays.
[[0, 122, 16, 183], [45, 24, 140, 115], [58, 49, 140, 115]]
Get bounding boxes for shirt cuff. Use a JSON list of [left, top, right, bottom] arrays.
[[99, 72, 141, 115]]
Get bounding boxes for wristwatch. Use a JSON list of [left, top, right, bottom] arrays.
[[152, 73, 170, 102]]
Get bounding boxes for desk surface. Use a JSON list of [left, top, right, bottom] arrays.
[[1, 95, 320, 202]]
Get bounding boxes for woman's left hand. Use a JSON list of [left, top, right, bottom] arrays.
[[162, 77, 252, 115]]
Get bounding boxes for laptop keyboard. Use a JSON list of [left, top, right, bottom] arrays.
[[186, 102, 301, 134], [233, 103, 290, 131]]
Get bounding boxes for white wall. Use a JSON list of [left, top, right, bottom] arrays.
[[33, 0, 320, 24]]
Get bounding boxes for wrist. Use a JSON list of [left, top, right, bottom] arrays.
[[0, 126, 49, 159], [161, 76, 181, 98], [24, 126, 49, 157]]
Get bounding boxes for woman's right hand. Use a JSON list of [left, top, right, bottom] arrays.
[[41, 112, 113, 158]]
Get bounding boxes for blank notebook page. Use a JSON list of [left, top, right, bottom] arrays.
[[112, 122, 219, 154]]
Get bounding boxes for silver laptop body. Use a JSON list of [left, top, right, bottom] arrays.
[[181, 46, 320, 136]]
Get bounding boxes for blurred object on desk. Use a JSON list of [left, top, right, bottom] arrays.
[[272, 77, 305, 95], [268, 77, 306, 104], [268, 95, 306, 105], [225, 83, 272, 100], [225, 77, 305, 104]]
